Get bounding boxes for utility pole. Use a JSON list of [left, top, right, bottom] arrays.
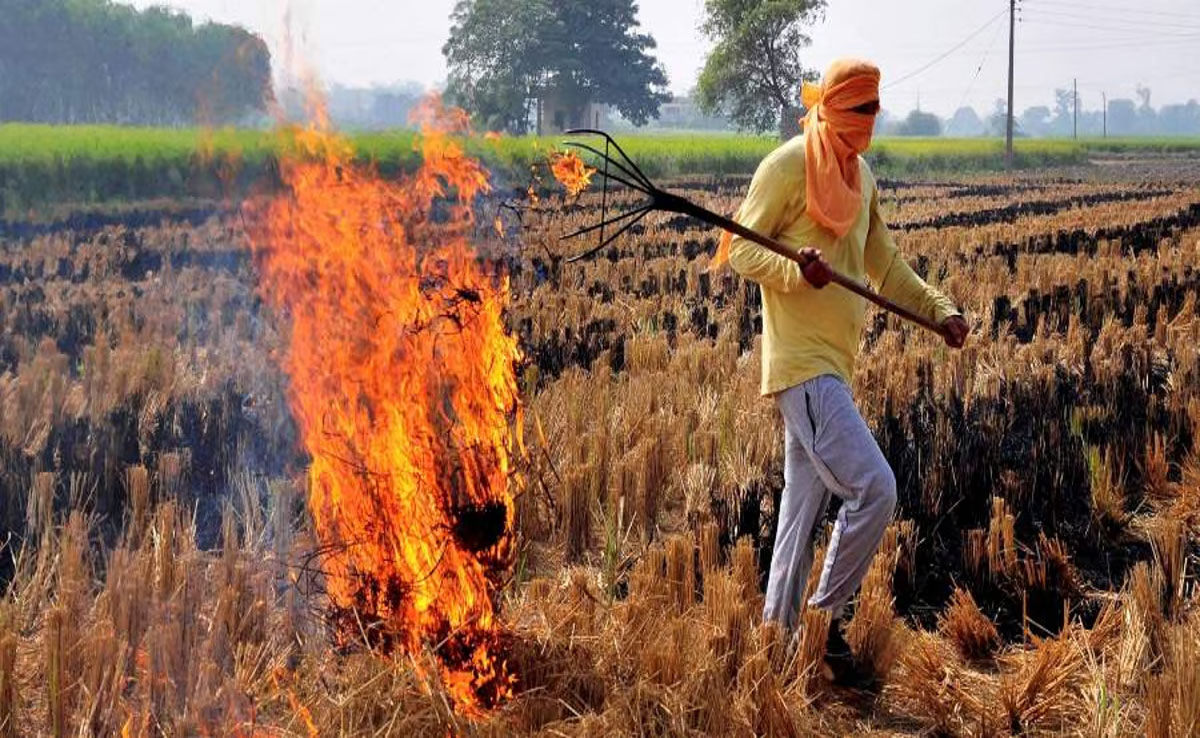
[[1102, 92, 1107, 138], [1073, 78, 1078, 139], [1006, 0, 1016, 167]]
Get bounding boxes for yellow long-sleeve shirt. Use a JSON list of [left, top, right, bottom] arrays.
[[729, 135, 959, 396]]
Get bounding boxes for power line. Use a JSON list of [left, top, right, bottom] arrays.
[[1020, 35, 1200, 53], [1081, 68, 1200, 87], [1022, 8, 1200, 32], [1022, 10, 1200, 33], [1020, 16, 1200, 38], [1026, 0, 1200, 24], [1033, 0, 1200, 21], [954, 14, 1008, 113], [882, 7, 1010, 91], [880, 0, 1197, 121]]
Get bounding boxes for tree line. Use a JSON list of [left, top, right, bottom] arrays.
[[443, 0, 671, 134], [277, 82, 425, 131], [0, 0, 272, 125], [443, 0, 1198, 139], [443, 0, 825, 136], [886, 91, 1200, 138]]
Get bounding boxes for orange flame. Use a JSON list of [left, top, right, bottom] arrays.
[[248, 94, 521, 713], [550, 150, 595, 197], [273, 669, 320, 737]]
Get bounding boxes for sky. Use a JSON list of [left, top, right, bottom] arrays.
[[125, 0, 1200, 118]]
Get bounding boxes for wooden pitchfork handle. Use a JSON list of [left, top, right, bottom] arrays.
[[654, 190, 950, 338], [559, 128, 950, 338]]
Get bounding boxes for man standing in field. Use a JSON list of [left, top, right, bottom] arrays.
[[725, 58, 969, 680]]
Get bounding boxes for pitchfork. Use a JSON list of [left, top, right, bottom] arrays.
[[558, 129, 948, 338]]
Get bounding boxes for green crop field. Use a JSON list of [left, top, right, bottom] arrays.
[[0, 124, 277, 215], [1073, 136, 1200, 154], [3, 123, 1198, 216]]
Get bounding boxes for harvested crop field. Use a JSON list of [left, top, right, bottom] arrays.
[[0, 151, 1198, 736]]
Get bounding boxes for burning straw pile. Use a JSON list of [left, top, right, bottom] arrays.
[[247, 97, 523, 713]]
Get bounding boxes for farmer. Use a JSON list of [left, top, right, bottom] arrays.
[[725, 58, 969, 679]]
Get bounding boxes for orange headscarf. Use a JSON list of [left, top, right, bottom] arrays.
[[801, 58, 881, 238]]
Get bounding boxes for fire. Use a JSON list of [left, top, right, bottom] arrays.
[[248, 94, 521, 713], [550, 150, 595, 197]]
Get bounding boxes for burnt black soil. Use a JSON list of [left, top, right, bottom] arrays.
[[978, 202, 1200, 262], [508, 177, 1200, 641], [0, 381, 301, 575], [5, 169, 1197, 642], [741, 351, 1191, 641], [896, 188, 1176, 231], [0, 204, 225, 243], [0, 212, 301, 581]]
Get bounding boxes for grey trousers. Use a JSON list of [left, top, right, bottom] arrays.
[[762, 375, 898, 630]]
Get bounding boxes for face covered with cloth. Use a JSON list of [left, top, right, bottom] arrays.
[[800, 58, 882, 239]]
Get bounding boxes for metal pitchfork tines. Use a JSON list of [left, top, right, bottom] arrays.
[[558, 129, 949, 338]]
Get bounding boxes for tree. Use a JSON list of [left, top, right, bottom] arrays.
[[1160, 100, 1200, 135], [0, 0, 271, 125], [443, 0, 669, 133], [695, 0, 826, 138], [1048, 88, 1074, 136], [986, 98, 1022, 137], [945, 106, 984, 137], [544, 0, 671, 127], [895, 109, 942, 137], [1135, 84, 1157, 134], [1107, 98, 1137, 136], [1135, 84, 1152, 111], [443, 0, 552, 133], [1018, 106, 1051, 137]]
